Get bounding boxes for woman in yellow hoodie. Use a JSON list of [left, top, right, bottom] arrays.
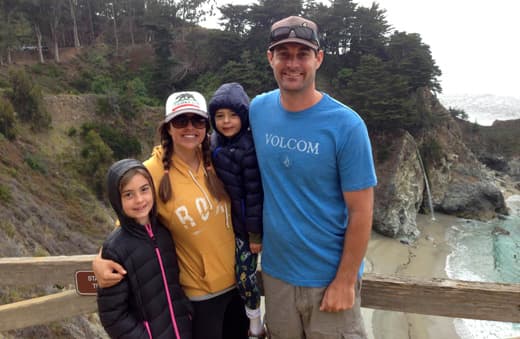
[[93, 91, 249, 339]]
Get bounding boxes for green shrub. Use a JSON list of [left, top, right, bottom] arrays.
[[0, 77, 9, 88], [28, 86, 52, 130], [29, 63, 46, 75], [81, 122, 142, 159], [95, 79, 150, 120], [420, 138, 443, 166], [126, 78, 148, 99], [84, 48, 111, 68], [33, 245, 50, 257], [0, 96, 16, 140], [8, 70, 32, 120], [96, 93, 120, 117], [70, 70, 95, 93], [30, 62, 64, 78], [119, 78, 149, 118], [79, 130, 113, 197], [0, 184, 12, 203], [8, 69, 51, 131], [5, 166, 17, 177], [24, 153, 48, 174], [67, 127, 77, 137], [91, 74, 115, 94], [0, 220, 16, 238]]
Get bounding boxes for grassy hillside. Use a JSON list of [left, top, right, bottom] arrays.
[[0, 46, 165, 338]]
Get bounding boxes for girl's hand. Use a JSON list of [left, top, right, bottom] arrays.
[[92, 249, 127, 288]]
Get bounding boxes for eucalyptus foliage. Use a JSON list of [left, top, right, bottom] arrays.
[[0, 0, 443, 132]]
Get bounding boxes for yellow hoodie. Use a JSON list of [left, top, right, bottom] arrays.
[[144, 145, 236, 299]]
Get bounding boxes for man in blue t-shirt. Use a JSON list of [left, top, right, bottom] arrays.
[[249, 15, 377, 339]]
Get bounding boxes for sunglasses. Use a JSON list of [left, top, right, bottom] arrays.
[[170, 114, 207, 129], [270, 26, 319, 47]]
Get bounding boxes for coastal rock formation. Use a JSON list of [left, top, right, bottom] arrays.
[[371, 89, 509, 239], [437, 180, 507, 220], [419, 91, 509, 220], [372, 130, 423, 239], [507, 157, 520, 180]]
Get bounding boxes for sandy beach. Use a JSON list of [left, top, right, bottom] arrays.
[[363, 213, 462, 339]]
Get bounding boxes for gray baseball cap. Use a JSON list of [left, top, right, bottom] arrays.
[[269, 16, 320, 50]]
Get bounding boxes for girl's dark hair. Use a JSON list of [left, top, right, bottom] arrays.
[[157, 120, 227, 203], [119, 167, 154, 195]]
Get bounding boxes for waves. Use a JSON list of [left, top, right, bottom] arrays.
[[445, 195, 520, 338]]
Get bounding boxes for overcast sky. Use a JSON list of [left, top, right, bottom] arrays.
[[202, 0, 520, 98]]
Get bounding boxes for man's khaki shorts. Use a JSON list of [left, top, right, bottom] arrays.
[[263, 272, 367, 339]]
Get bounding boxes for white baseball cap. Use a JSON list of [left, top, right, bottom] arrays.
[[164, 91, 208, 123]]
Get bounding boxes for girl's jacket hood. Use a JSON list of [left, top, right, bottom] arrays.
[[106, 158, 157, 233], [208, 82, 250, 143]]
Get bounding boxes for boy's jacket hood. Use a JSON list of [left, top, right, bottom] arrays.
[[106, 158, 157, 233], [208, 82, 250, 143]]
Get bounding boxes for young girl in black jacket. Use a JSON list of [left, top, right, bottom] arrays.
[[97, 158, 192, 339]]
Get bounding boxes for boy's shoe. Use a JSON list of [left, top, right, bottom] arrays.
[[248, 329, 266, 339], [247, 332, 267, 339]]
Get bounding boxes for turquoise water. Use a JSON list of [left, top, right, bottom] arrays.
[[446, 195, 520, 339]]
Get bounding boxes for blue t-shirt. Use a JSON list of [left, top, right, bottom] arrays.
[[249, 90, 377, 287]]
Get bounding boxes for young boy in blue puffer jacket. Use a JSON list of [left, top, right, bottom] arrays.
[[209, 83, 265, 338]]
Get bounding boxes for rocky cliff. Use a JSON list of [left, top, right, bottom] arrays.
[[371, 88, 515, 240], [372, 130, 423, 239]]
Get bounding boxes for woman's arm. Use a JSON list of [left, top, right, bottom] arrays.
[[97, 261, 149, 338], [92, 248, 127, 288]]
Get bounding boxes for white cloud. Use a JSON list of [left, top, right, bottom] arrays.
[[356, 0, 520, 97]]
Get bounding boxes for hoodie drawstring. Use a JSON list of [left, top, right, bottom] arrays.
[[224, 203, 231, 229], [189, 169, 213, 210]]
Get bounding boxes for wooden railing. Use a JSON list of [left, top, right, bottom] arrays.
[[0, 255, 519, 332]]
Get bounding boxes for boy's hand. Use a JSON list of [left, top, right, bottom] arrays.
[[250, 243, 262, 254]]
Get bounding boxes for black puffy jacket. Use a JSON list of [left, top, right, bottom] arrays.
[[208, 83, 263, 242], [97, 159, 193, 339]]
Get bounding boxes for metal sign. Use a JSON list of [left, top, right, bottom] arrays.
[[75, 270, 98, 296]]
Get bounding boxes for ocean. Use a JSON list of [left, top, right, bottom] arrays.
[[438, 93, 520, 126], [445, 195, 520, 339]]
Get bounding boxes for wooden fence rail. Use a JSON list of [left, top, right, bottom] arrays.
[[0, 255, 519, 332]]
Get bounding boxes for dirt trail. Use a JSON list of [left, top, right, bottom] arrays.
[[9, 47, 81, 65]]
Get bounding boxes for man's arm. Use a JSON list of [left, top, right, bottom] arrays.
[[320, 187, 374, 312]]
